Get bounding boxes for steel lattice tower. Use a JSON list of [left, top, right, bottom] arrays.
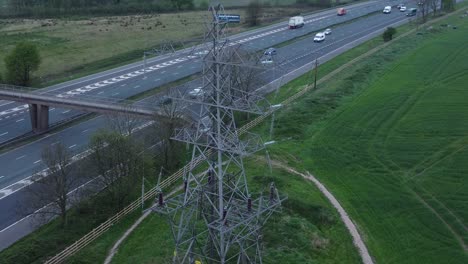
[[152, 4, 285, 264]]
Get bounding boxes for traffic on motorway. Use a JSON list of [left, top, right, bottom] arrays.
[[0, 0, 396, 144], [0, 0, 418, 250]]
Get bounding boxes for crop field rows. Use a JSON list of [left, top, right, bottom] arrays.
[[266, 11, 468, 263]]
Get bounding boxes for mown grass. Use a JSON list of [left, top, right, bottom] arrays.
[[109, 160, 362, 264], [259, 10, 468, 264]]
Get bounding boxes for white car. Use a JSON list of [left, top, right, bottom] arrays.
[[383, 6, 391, 14], [314, 32, 325, 42], [400, 6, 407, 12], [189, 87, 205, 98], [324, 28, 332, 35], [261, 57, 274, 64], [199, 116, 212, 133]]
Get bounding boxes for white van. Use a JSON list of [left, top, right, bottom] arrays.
[[314, 32, 325, 42], [289, 16, 304, 29], [383, 6, 392, 14]]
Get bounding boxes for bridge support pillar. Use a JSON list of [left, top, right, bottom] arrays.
[[29, 104, 49, 133]]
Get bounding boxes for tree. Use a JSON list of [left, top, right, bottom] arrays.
[[89, 130, 145, 210], [419, 0, 431, 23], [152, 92, 187, 171], [442, 0, 455, 12], [170, 0, 194, 11], [223, 45, 265, 121], [383, 27, 396, 42], [24, 143, 81, 227], [105, 107, 141, 137], [4, 42, 41, 86], [246, 0, 262, 27], [429, 0, 439, 16]]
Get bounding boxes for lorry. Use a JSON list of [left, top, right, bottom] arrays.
[[337, 8, 347, 16], [383, 6, 392, 14], [288, 16, 304, 29]]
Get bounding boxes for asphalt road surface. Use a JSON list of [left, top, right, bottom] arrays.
[[0, 0, 394, 143]]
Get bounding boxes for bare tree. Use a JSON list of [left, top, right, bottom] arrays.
[[23, 143, 80, 227], [246, 0, 263, 27], [152, 91, 187, 171], [430, 0, 440, 16], [104, 105, 141, 136], [221, 44, 266, 121], [89, 130, 145, 210], [419, 0, 431, 22]]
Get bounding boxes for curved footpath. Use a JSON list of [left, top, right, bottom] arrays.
[[271, 160, 374, 264], [103, 161, 375, 264]]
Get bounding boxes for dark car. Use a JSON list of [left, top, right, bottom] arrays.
[[160, 95, 172, 105], [407, 8, 417, 16], [264, 47, 277, 56]]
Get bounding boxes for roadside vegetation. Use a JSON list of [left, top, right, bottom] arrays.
[[104, 161, 362, 264], [0, 116, 186, 263], [258, 8, 468, 264]]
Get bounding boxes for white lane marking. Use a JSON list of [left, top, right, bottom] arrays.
[[62, 110, 71, 114], [68, 144, 77, 149], [154, 78, 161, 82], [98, 91, 104, 95], [0, 132, 8, 137], [82, 129, 89, 133], [15, 119, 24, 123], [121, 84, 127, 87], [0, 176, 4, 179], [50, 108, 55, 111], [16, 155, 26, 160], [33, 160, 41, 164], [0, 120, 155, 201], [0, 4, 373, 121], [0, 176, 100, 233], [134, 85, 140, 89], [112, 92, 120, 96], [51, 141, 59, 145]]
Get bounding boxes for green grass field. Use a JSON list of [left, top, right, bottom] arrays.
[[99, 161, 361, 264], [263, 11, 468, 264]]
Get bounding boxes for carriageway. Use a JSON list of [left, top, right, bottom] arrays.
[[0, 84, 165, 133]]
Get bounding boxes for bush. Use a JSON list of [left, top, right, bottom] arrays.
[[383, 27, 397, 42]]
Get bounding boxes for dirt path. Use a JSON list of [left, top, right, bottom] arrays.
[[103, 186, 182, 264], [270, 160, 375, 264]]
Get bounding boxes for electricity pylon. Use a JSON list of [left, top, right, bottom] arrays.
[[152, 3, 285, 264]]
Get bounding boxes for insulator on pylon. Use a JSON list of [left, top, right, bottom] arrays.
[[269, 183, 276, 202], [247, 196, 252, 212], [223, 206, 228, 220], [158, 192, 164, 206], [208, 175, 212, 185]]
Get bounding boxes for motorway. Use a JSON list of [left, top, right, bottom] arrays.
[[0, 0, 393, 144], [0, 0, 416, 250]]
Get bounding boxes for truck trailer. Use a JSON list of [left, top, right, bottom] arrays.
[[289, 16, 305, 29]]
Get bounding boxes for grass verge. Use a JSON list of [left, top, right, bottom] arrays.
[[105, 161, 362, 264], [256, 8, 468, 264]]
